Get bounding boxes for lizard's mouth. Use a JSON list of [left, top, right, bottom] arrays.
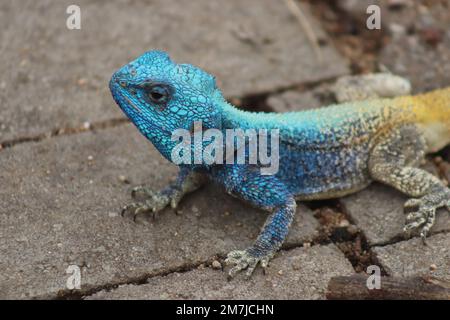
[[109, 79, 142, 115], [121, 94, 142, 114]]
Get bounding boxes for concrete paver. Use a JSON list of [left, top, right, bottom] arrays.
[[266, 88, 327, 113], [0, 125, 319, 299], [87, 244, 354, 300], [373, 233, 450, 282], [341, 183, 450, 246], [1, 0, 449, 301], [379, 0, 450, 92]]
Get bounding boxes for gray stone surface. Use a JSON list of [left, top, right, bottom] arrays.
[[373, 233, 450, 282], [379, 0, 450, 92], [341, 183, 450, 246], [87, 244, 354, 300], [0, 124, 319, 299], [2, 0, 448, 301], [0, 0, 348, 142], [266, 72, 413, 113], [266, 88, 327, 113]]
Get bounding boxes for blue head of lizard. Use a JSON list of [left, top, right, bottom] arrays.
[[110, 50, 224, 163]]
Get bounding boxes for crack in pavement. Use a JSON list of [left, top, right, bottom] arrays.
[[55, 259, 211, 300], [370, 229, 450, 248], [0, 118, 130, 151], [57, 239, 319, 300], [67, 207, 350, 300], [323, 199, 389, 275], [44, 196, 434, 300]]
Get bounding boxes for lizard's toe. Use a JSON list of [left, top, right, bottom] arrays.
[[122, 188, 172, 222], [224, 250, 245, 264], [225, 249, 273, 280], [419, 209, 436, 243], [405, 210, 425, 224], [244, 260, 259, 279], [121, 203, 139, 218], [403, 217, 426, 233], [404, 198, 422, 208], [134, 205, 151, 216], [403, 202, 438, 243], [121, 202, 154, 223], [402, 189, 449, 239]]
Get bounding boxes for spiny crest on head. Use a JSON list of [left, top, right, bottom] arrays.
[[141, 50, 171, 66], [136, 50, 218, 94], [175, 63, 217, 94], [133, 50, 173, 77]]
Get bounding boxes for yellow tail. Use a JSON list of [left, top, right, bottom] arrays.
[[411, 87, 450, 152]]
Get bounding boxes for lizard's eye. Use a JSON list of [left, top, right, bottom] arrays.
[[147, 85, 169, 104]]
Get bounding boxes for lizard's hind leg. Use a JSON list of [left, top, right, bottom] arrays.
[[368, 124, 450, 241]]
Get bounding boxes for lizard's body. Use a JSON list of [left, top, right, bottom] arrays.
[[110, 51, 450, 278], [226, 90, 450, 199]]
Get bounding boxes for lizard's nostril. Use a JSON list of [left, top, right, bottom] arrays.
[[119, 80, 127, 88]]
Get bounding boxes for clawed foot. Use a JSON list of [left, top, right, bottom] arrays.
[[403, 191, 450, 242], [225, 248, 274, 280], [121, 201, 161, 221], [121, 186, 178, 221]]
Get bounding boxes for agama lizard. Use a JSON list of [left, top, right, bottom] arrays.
[[110, 51, 450, 278]]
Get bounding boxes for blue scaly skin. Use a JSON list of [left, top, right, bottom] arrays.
[[110, 51, 450, 279]]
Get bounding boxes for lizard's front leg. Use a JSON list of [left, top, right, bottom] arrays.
[[122, 166, 206, 220], [213, 165, 296, 279]]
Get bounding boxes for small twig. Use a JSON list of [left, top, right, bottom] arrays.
[[283, 0, 323, 63], [327, 274, 450, 300]]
